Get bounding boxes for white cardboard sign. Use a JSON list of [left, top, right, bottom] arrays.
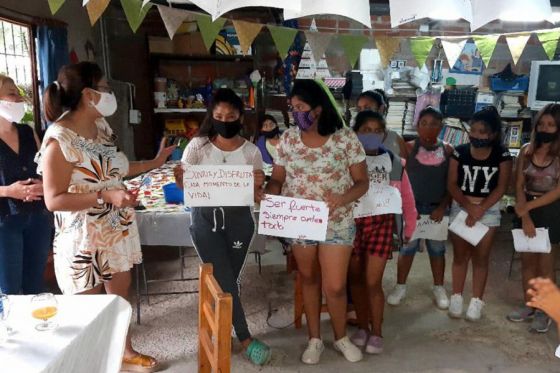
[[258, 194, 329, 241], [410, 215, 449, 241], [353, 184, 402, 218], [183, 165, 254, 207], [448, 210, 489, 246], [512, 228, 551, 253]]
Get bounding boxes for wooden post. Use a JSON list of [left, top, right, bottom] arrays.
[[198, 263, 233, 373]]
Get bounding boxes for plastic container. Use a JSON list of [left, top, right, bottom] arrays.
[[162, 182, 184, 204]]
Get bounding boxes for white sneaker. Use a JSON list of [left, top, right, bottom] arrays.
[[387, 284, 407, 306], [301, 338, 324, 365], [466, 298, 485, 322], [432, 285, 450, 310], [448, 293, 463, 318], [333, 336, 363, 362]]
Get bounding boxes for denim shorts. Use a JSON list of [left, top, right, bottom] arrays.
[[400, 202, 447, 257], [449, 200, 501, 228], [284, 223, 356, 247]]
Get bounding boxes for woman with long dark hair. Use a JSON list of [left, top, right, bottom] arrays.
[[266, 80, 368, 364], [175, 88, 271, 365], [447, 106, 512, 322], [509, 104, 560, 333]]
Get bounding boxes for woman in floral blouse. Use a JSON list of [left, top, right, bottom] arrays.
[[37, 62, 174, 373], [266, 79, 368, 365]]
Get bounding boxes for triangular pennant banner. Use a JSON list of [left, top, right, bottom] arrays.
[[232, 20, 263, 56], [337, 34, 369, 68], [505, 34, 531, 65], [121, 0, 152, 33], [195, 14, 227, 51], [157, 5, 192, 39], [86, 0, 111, 26], [267, 25, 299, 59], [472, 35, 500, 67], [142, 0, 151, 8], [441, 39, 468, 69], [375, 36, 401, 68], [409, 37, 435, 68], [536, 29, 560, 60], [48, 0, 65, 15], [304, 31, 333, 65]]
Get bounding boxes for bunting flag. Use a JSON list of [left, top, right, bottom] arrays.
[[86, 0, 111, 26], [232, 20, 263, 56], [304, 31, 333, 65], [48, 0, 65, 15], [157, 5, 192, 39], [337, 34, 369, 68], [536, 29, 560, 60], [409, 37, 435, 68], [121, 0, 153, 33], [505, 34, 531, 65], [441, 39, 468, 69], [195, 14, 227, 51], [472, 34, 500, 67], [284, 0, 372, 28], [142, 0, 151, 7], [375, 36, 401, 68], [267, 25, 299, 59]]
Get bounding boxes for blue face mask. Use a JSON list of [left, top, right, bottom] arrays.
[[357, 133, 384, 151]]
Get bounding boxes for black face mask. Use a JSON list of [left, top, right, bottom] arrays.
[[469, 136, 492, 148], [213, 118, 242, 139], [535, 131, 557, 144], [261, 127, 280, 139]]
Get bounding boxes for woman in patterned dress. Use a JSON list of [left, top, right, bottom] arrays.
[[37, 62, 174, 373]]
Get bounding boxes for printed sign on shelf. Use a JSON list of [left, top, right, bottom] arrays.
[[258, 194, 329, 241], [183, 165, 254, 207]]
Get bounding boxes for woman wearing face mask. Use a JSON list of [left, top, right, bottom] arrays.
[[348, 110, 416, 355], [37, 62, 174, 372], [387, 107, 453, 309], [0, 75, 52, 295], [509, 104, 560, 333], [266, 80, 369, 365], [255, 114, 281, 172], [174, 88, 270, 366], [447, 106, 512, 322], [356, 90, 406, 158]]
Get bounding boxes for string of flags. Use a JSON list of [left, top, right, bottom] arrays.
[[47, 0, 560, 70]]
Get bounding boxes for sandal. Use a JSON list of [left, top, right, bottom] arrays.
[[245, 339, 271, 366], [121, 353, 159, 373]]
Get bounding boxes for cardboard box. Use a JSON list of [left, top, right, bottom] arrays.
[[174, 32, 208, 55], [148, 36, 174, 54]]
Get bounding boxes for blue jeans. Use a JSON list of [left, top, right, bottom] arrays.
[[0, 212, 53, 294]]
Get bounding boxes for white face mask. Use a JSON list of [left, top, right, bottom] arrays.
[[0, 100, 26, 123], [90, 90, 117, 117]]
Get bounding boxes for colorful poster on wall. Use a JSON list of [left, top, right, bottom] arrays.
[[450, 41, 484, 75], [215, 26, 250, 56]]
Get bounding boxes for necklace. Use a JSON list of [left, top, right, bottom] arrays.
[[220, 150, 229, 163]]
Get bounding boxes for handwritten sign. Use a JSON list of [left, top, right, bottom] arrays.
[[183, 165, 254, 207], [258, 195, 329, 241], [448, 210, 489, 246], [353, 184, 402, 218], [410, 215, 449, 241]]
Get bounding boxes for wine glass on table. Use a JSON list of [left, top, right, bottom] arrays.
[[31, 293, 58, 331]]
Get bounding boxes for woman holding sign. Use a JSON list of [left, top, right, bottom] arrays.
[[447, 106, 512, 321], [175, 88, 271, 366], [509, 104, 560, 333], [266, 79, 369, 364]]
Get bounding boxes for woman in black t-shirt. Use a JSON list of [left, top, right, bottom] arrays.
[[447, 107, 512, 322]]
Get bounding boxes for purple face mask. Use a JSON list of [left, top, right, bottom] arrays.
[[357, 133, 384, 151], [293, 110, 315, 131]]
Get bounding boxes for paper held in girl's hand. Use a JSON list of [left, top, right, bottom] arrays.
[[449, 210, 489, 246], [410, 215, 449, 241], [511, 228, 551, 253]]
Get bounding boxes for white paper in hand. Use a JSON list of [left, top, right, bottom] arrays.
[[511, 228, 551, 253], [410, 215, 449, 241], [448, 210, 489, 246]]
